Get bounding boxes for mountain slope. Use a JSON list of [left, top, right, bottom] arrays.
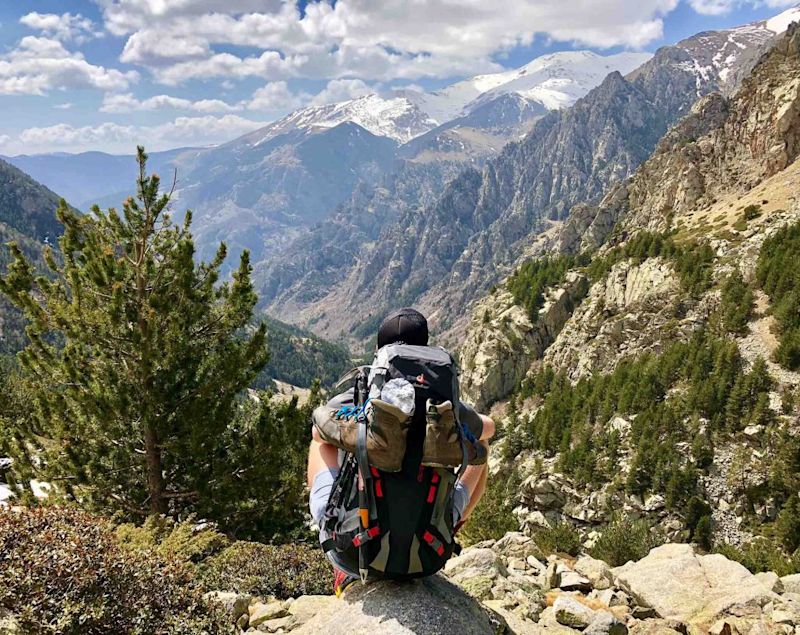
[[4, 148, 199, 210], [458, 22, 800, 551], [264, 12, 789, 343], [0, 159, 65, 355]]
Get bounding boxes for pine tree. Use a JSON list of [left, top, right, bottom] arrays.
[[0, 147, 268, 518]]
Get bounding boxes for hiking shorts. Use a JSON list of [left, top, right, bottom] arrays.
[[309, 468, 471, 527]]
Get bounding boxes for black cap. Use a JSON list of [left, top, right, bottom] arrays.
[[377, 307, 429, 348]]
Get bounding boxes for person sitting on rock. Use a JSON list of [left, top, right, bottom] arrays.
[[307, 307, 495, 596]]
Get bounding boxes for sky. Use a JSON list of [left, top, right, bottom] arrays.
[[0, 0, 796, 156]]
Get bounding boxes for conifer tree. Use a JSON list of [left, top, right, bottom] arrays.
[[0, 147, 268, 517]]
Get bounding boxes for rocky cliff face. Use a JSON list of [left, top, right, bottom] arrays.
[[460, 274, 588, 411]]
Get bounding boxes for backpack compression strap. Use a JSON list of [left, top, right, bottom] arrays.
[[354, 369, 376, 584]]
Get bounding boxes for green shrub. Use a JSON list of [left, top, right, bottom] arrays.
[[743, 205, 762, 221], [533, 521, 581, 557], [198, 541, 331, 599], [116, 515, 230, 564], [0, 506, 230, 635], [459, 468, 521, 546], [715, 538, 800, 577], [590, 516, 661, 566]]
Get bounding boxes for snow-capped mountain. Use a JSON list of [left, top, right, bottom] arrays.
[[245, 94, 437, 145], [672, 5, 800, 91], [241, 50, 655, 146], [407, 50, 652, 122]]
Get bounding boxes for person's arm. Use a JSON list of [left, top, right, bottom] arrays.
[[458, 401, 494, 441]]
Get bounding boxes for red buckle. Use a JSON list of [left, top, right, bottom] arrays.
[[353, 535, 361, 547], [431, 471, 440, 484], [370, 466, 380, 477], [375, 479, 383, 498], [368, 526, 381, 538], [423, 531, 434, 544]]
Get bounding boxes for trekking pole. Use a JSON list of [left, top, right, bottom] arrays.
[[355, 371, 371, 583]]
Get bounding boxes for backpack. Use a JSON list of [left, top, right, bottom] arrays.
[[318, 344, 483, 582]]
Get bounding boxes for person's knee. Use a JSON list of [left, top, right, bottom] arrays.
[[480, 416, 495, 441]]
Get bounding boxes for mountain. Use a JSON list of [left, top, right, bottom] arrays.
[[3, 147, 199, 210], [259, 9, 795, 344], [458, 21, 800, 555], [6, 49, 655, 279], [0, 159, 65, 355], [402, 51, 651, 123]]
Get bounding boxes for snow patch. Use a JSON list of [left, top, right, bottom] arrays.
[[766, 7, 800, 34]]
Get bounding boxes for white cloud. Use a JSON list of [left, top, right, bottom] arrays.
[[246, 81, 311, 111], [95, 0, 680, 84], [101, 92, 240, 113], [0, 36, 137, 96], [7, 115, 266, 155], [19, 12, 101, 43], [310, 79, 372, 106], [0, 135, 10, 148], [54, 102, 74, 110]]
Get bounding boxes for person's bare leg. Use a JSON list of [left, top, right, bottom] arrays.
[[460, 414, 495, 521], [307, 426, 340, 488]]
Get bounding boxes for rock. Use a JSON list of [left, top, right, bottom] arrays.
[[445, 548, 508, 580], [593, 589, 632, 608], [633, 606, 658, 619], [546, 561, 560, 589], [559, 570, 593, 592], [708, 619, 733, 635], [527, 555, 547, 572], [257, 615, 296, 633], [575, 555, 614, 590], [494, 532, 540, 560], [249, 601, 289, 628], [203, 591, 251, 623], [781, 575, 800, 595], [585, 611, 628, 635], [770, 610, 796, 626], [754, 572, 783, 594], [483, 600, 541, 635], [293, 576, 505, 634], [461, 574, 495, 600], [612, 544, 776, 625], [628, 620, 685, 635], [554, 595, 598, 629], [287, 595, 336, 628]]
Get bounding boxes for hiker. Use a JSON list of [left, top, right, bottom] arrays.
[[307, 307, 495, 595]]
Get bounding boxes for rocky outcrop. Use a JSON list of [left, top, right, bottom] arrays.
[[611, 544, 777, 626], [542, 258, 706, 380], [460, 273, 589, 411], [294, 577, 505, 635]]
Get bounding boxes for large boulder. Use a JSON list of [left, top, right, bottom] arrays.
[[292, 576, 506, 634], [611, 544, 776, 626]]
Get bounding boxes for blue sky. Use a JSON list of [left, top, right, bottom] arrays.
[[0, 0, 796, 155]]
